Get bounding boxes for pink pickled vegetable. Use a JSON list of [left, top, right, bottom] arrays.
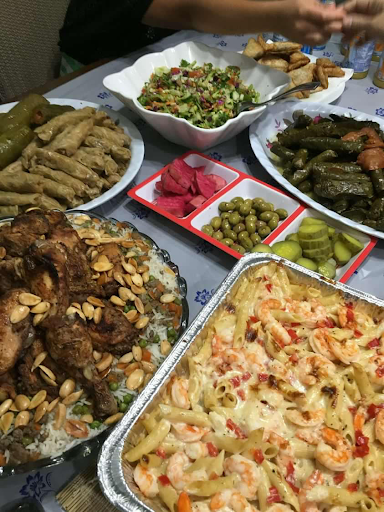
[[206, 174, 227, 192], [195, 172, 215, 199], [156, 196, 186, 217], [162, 171, 188, 195], [168, 165, 192, 190]]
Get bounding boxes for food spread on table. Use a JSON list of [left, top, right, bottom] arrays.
[[253, 217, 364, 279], [0, 209, 183, 466], [0, 94, 132, 216], [243, 35, 345, 99], [201, 195, 288, 254], [270, 111, 384, 230], [123, 261, 384, 511], [138, 60, 260, 128], [155, 157, 228, 217]]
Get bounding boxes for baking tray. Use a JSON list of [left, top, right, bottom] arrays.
[[128, 151, 376, 282], [98, 253, 384, 512]]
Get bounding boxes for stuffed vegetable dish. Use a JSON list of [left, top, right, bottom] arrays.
[[0, 94, 132, 217], [270, 111, 384, 231], [0, 209, 184, 468]]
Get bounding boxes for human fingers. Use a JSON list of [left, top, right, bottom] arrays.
[[343, 13, 381, 38], [343, 0, 383, 15], [301, 0, 345, 23]]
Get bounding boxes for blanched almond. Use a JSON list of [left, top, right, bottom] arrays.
[[0, 247, 6, 260], [131, 285, 146, 295], [134, 297, 144, 315], [59, 378, 75, 399], [137, 265, 149, 274], [141, 361, 156, 374], [83, 365, 93, 381], [47, 397, 60, 413], [0, 399, 13, 417], [128, 257, 138, 269], [0, 412, 14, 434], [87, 296, 105, 308], [118, 287, 132, 302], [110, 295, 125, 307], [78, 228, 99, 239], [123, 274, 133, 287], [15, 410, 30, 428], [126, 369, 144, 390], [85, 239, 100, 246], [160, 294, 175, 304], [135, 316, 149, 330], [19, 292, 42, 307], [34, 400, 49, 422], [114, 272, 126, 287], [73, 214, 91, 225], [54, 403, 66, 430], [31, 301, 51, 314], [124, 362, 140, 376], [97, 255, 109, 264], [31, 351, 48, 372], [65, 419, 88, 438], [132, 273, 143, 288], [160, 340, 171, 356], [95, 353, 113, 372], [28, 390, 47, 410], [121, 261, 136, 275], [66, 306, 86, 321], [62, 389, 83, 406], [93, 307, 102, 325], [33, 312, 48, 326], [10, 305, 30, 324], [81, 414, 94, 424], [104, 412, 123, 425], [142, 271, 149, 284], [82, 302, 94, 320], [92, 272, 100, 280], [40, 370, 57, 387], [71, 302, 82, 310], [93, 350, 102, 362], [39, 365, 56, 381], [126, 309, 138, 323], [14, 394, 30, 411], [119, 352, 133, 364], [93, 261, 114, 272], [121, 241, 135, 249], [132, 346, 142, 362]]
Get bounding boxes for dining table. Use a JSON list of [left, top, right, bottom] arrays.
[[2, 28, 384, 511]]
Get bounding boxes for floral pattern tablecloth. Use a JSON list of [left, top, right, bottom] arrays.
[[2, 29, 384, 510]]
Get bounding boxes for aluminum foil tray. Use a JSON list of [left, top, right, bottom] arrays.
[[98, 253, 384, 512]]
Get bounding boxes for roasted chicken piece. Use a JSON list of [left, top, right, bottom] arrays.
[[88, 302, 139, 355], [45, 315, 117, 417], [17, 338, 65, 400], [0, 210, 50, 256], [0, 257, 25, 296], [23, 240, 70, 318], [0, 288, 34, 375]]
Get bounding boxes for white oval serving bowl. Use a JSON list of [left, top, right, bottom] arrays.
[[103, 41, 290, 150]]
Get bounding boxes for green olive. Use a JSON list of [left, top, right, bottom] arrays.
[[244, 198, 253, 207], [222, 219, 231, 231], [258, 202, 271, 213], [222, 238, 234, 247], [232, 197, 244, 205], [210, 216, 222, 230], [228, 212, 241, 226], [259, 211, 274, 222], [266, 202, 274, 211], [258, 226, 272, 238], [275, 208, 288, 220], [233, 223, 246, 234], [251, 244, 272, 253], [223, 229, 237, 241], [255, 220, 267, 230], [218, 201, 235, 212], [213, 231, 224, 241], [221, 212, 231, 220], [245, 214, 257, 223], [245, 221, 256, 234], [239, 203, 251, 216], [237, 231, 250, 243], [202, 225, 214, 236], [250, 233, 261, 245], [249, 208, 256, 216], [240, 237, 253, 251], [232, 244, 246, 254], [270, 212, 280, 223], [252, 198, 265, 208], [268, 218, 279, 230]]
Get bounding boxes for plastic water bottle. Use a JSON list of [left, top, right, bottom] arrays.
[[373, 48, 384, 88], [313, 0, 335, 51], [262, 33, 274, 43], [301, 46, 313, 55], [272, 34, 289, 43], [343, 36, 375, 79]]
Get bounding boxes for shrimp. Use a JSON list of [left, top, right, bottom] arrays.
[[365, 471, 384, 506], [256, 299, 291, 347], [296, 354, 336, 386], [295, 428, 321, 445], [172, 422, 211, 442], [338, 306, 352, 328], [224, 454, 261, 500], [212, 349, 247, 375], [285, 408, 325, 428], [267, 432, 294, 470], [309, 329, 336, 361], [315, 427, 352, 471], [210, 489, 258, 512], [214, 315, 237, 347], [286, 299, 328, 329], [192, 502, 211, 512], [375, 409, 384, 445], [169, 376, 190, 410], [299, 470, 323, 512], [267, 506, 294, 512], [133, 464, 159, 498], [166, 452, 207, 491], [328, 336, 360, 365], [366, 354, 384, 385], [184, 442, 208, 460], [246, 344, 269, 375]]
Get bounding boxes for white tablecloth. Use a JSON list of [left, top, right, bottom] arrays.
[[2, 29, 384, 510]]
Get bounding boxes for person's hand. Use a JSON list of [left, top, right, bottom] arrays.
[[343, 0, 384, 42], [277, 0, 345, 46]]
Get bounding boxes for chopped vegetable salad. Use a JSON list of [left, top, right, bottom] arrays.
[[138, 60, 260, 129]]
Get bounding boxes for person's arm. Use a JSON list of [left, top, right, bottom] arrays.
[[143, 0, 345, 46], [343, 0, 384, 41]]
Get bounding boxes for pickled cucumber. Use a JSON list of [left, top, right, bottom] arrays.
[[328, 226, 336, 238], [333, 240, 352, 265], [301, 218, 327, 226], [272, 241, 302, 262], [317, 261, 336, 279], [251, 244, 273, 253], [285, 233, 300, 242], [339, 233, 364, 255], [298, 224, 328, 240], [296, 257, 318, 271], [299, 236, 331, 250], [302, 247, 332, 262]]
